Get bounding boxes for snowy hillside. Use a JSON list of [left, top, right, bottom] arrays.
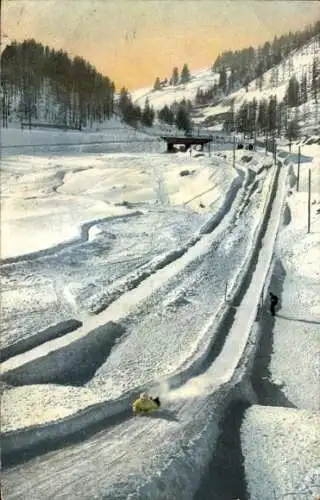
[[132, 68, 220, 111], [198, 36, 320, 119], [132, 36, 320, 136]]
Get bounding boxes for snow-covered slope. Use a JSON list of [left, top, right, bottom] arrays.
[[197, 36, 320, 126], [132, 36, 320, 135], [132, 68, 220, 111]]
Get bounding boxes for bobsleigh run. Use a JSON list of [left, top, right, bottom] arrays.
[[132, 392, 161, 414]]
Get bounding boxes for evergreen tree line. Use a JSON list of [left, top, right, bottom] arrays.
[[117, 88, 155, 127], [118, 86, 193, 132], [195, 83, 223, 106], [196, 57, 318, 108], [230, 95, 300, 142], [153, 63, 191, 90], [212, 20, 320, 97], [1, 39, 115, 128], [157, 98, 193, 132], [226, 66, 320, 141]]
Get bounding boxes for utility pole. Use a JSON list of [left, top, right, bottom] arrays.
[[297, 146, 301, 192], [265, 134, 268, 155], [307, 168, 311, 233], [273, 139, 277, 164], [233, 136, 236, 168]]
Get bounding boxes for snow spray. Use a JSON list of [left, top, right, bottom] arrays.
[[153, 374, 219, 404]]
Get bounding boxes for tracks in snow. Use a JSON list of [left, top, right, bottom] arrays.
[[1, 164, 244, 374], [0, 212, 142, 266], [0, 159, 284, 467]]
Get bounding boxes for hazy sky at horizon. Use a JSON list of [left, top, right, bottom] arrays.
[[3, 0, 320, 90]]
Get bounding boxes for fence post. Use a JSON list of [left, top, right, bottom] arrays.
[[233, 137, 236, 168], [297, 146, 301, 192]]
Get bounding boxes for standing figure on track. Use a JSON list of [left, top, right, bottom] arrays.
[[269, 292, 279, 316]]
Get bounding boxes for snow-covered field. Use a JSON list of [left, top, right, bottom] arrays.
[[1, 119, 319, 499]]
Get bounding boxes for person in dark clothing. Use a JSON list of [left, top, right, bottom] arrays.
[[269, 292, 279, 316]]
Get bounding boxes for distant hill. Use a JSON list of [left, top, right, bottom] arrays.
[[132, 23, 320, 140]]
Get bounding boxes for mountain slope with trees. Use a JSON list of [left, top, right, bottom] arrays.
[[203, 34, 320, 142], [212, 21, 320, 96], [1, 39, 116, 129], [132, 20, 319, 140]]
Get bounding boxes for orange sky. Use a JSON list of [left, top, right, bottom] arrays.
[[2, 0, 320, 90]]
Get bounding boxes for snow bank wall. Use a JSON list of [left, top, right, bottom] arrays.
[[167, 159, 282, 390], [2, 321, 125, 386], [1, 212, 141, 265], [1, 391, 134, 465], [87, 167, 245, 314], [1, 319, 82, 362], [241, 406, 320, 499]]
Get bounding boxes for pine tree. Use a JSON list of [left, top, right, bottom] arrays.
[[276, 101, 285, 137], [235, 102, 249, 134], [311, 56, 319, 102], [270, 65, 279, 88], [158, 104, 174, 125], [153, 77, 161, 91], [180, 63, 191, 84], [257, 99, 268, 136], [267, 95, 277, 136], [118, 87, 131, 117], [175, 104, 191, 132], [141, 97, 154, 127], [219, 67, 227, 94], [228, 69, 235, 94], [248, 99, 258, 138], [286, 119, 299, 142], [285, 76, 300, 107], [300, 73, 308, 104], [118, 87, 142, 126], [171, 67, 179, 86]]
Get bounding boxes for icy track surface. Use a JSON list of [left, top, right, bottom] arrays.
[[1, 140, 285, 499], [2, 156, 287, 500]]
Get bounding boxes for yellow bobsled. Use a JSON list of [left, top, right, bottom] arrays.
[[132, 392, 161, 414]]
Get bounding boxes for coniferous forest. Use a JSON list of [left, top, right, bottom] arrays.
[[1, 21, 319, 137], [212, 21, 320, 91], [1, 39, 115, 129]]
